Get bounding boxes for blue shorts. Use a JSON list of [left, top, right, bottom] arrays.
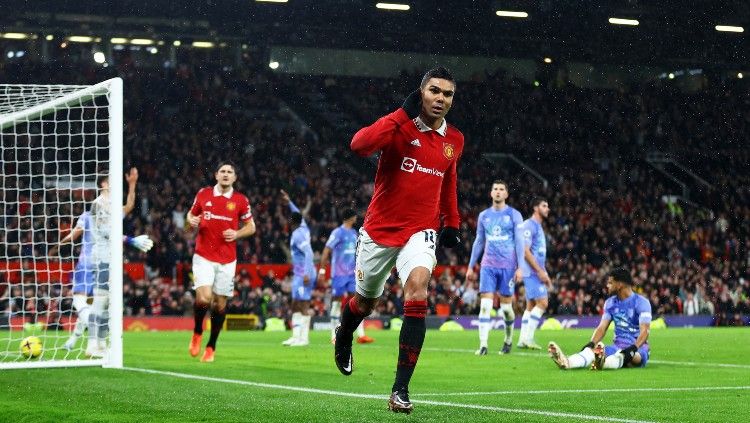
[[72, 264, 95, 296], [331, 275, 356, 298], [292, 274, 316, 301], [523, 275, 548, 301], [479, 267, 515, 297], [606, 343, 650, 367]]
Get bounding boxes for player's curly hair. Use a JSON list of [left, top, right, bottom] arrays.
[[608, 267, 633, 285], [420, 66, 455, 89]]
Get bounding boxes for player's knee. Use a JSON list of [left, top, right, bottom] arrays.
[[353, 294, 377, 316], [534, 298, 548, 310], [404, 267, 430, 301]]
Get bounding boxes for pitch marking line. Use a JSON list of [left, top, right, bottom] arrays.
[[123, 366, 656, 423], [413, 385, 750, 397]]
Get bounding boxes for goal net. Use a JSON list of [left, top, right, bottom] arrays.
[[0, 78, 123, 369]]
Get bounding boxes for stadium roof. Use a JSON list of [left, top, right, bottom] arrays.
[[3, 0, 748, 66]]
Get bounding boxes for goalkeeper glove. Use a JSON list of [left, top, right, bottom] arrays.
[[401, 89, 422, 118], [438, 227, 461, 249], [126, 235, 154, 253]]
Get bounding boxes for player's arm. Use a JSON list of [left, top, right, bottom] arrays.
[[224, 219, 256, 242], [512, 211, 524, 282], [48, 225, 84, 256], [437, 152, 462, 249], [123, 167, 138, 215], [588, 318, 611, 345], [350, 109, 411, 157], [319, 246, 332, 277], [466, 216, 484, 282], [186, 191, 203, 229]]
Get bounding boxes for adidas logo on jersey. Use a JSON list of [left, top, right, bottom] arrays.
[[410, 139, 421, 147], [206, 201, 212, 207]]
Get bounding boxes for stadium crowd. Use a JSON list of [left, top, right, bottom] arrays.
[[1, 52, 748, 326]]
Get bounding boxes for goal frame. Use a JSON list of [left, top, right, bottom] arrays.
[[0, 77, 123, 370]]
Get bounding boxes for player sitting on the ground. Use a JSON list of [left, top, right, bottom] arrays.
[[319, 208, 373, 345], [548, 267, 652, 370]]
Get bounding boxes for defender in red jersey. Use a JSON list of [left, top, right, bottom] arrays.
[[186, 161, 256, 362], [334, 67, 464, 414]]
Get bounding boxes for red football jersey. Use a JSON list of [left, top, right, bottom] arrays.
[[351, 108, 464, 247], [189, 185, 253, 264]]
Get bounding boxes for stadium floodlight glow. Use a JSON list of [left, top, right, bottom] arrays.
[[739, 72, 744, 79], [269, 61, 280, 69], [93, 52, 106, 64], [609, 18, 639, 26], [668, 73, 675, 79], [68, 36, 95, 43], [376, 3, 410, 11], [130, 38, 154, 45], [110, 38, 128, 44], [45, 35, 54, 41], [495, 11, 528, 18], [149, 47, 158, 54], [544, 57, 553, 64], [715, 25, 744, 33], [192, 41, 214, 48], [2, 33, 30, 39], [173, 40, 182, 46]]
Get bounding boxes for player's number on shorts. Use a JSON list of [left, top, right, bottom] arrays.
[[423, 230, 435, 246]]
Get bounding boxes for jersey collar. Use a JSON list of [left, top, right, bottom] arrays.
[[414, 116, 447, 137], [213, 185, 234, 198]]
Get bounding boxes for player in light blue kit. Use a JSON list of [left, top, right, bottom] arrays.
[[319, 209, 374, 344], [281, 190, 317, 347], [466, 180, 523, 355], [548, 267, 652, 370], [516, 197, 552, 349], [55, 211, 95, 351]]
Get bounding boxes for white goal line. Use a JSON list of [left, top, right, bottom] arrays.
[[122, 366, 656, 423]]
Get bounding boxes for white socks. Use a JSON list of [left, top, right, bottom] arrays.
[[604, 353, 624, 369], [356, 322, 365, 338], [526, 306, 544, 343], [291, 312, 303, 340], [478, 298, 493, 348], [519, 310, 531, 344], [500, 303, 515, 344], [568, 347, 595, 369], [299, 315, 311, 343]]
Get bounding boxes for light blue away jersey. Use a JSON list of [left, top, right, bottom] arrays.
[[74, 211, 94, 269], [325, 225, 357, 278], [517, 218, 546, 277], [289, 201, 315, 278], [469, 206, 524, 270], [602, 293, 652, 346]]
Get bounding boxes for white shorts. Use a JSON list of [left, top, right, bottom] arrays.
[[192, 254, 236, 297], [355, 229, 437, 299]]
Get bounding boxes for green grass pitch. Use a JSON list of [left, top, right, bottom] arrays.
[[1, 328, 749, 422]]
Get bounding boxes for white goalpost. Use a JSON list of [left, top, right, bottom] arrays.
[[0, 78, 123, 369]]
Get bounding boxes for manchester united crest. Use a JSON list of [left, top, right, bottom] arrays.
[[226, 201, 236, 211], [443, 143, 455, 160]]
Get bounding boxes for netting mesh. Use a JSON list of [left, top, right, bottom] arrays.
[[1, 84, 112, 364], [0, 85, 90, 116]]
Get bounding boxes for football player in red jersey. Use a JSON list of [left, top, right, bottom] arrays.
[[334, 67, 464, 414], [186, 161, 256, 362]]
